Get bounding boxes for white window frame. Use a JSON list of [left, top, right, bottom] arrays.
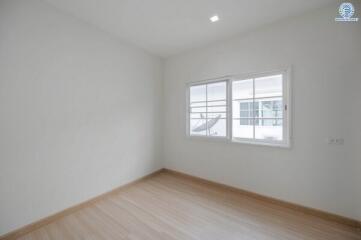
[[186, 78, 230, 140], [186, 68, 292, 148]]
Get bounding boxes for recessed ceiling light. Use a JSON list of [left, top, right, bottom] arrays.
[[210, 15, 219, 22]]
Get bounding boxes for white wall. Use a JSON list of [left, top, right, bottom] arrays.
[[163, 2, 361, 220], [354, 38, 361, 220], [0, 0, 163, 235]]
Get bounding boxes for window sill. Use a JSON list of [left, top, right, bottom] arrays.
[[231, 138, 291, 149], [187, 135, 291, 149], [187, 135, 228, 142]]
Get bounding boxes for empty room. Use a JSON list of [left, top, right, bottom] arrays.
[[0, 0, 360, 239]]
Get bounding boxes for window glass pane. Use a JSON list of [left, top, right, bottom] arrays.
[[274, 100, 282, 110], [253, 74, 283, 142], [253, 101, 259, 118], [189, 81, 227, 137], [239, 102, 249, 111], [240, 111, 249, 118], [190, 107, 206, 113], [207, 106, 227, 113], [208, 100, 226, 106], [232, 80, 254, 140], [207, 113, 226, 119], [207, 82, 226, 101], [239, 119, 253, 125], [232, 79, 253, 100], [255, 119, 283, 140], [239, 119, 248, 125], [233, 100, 255, 119], [190, 85, 206, 103], [255, 74, 282, 98], [232, 101, 241, 119], [190, 113, 206, 119], [256, 98, 283, 118], [190, 102, 206, 107], [233, 119, 253, 139], [190, 119, 207, 136], [208, 118, 226, 137]]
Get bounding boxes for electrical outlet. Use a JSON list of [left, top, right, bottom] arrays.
[[327, 138, 336, 144], [335, 138, 344, 145], [327, 137, 344, 145]]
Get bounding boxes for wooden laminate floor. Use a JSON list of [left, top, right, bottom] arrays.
[[17, 171, 361, 240]]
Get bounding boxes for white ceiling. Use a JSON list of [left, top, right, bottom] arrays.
[[43, 0, 335, 57]]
